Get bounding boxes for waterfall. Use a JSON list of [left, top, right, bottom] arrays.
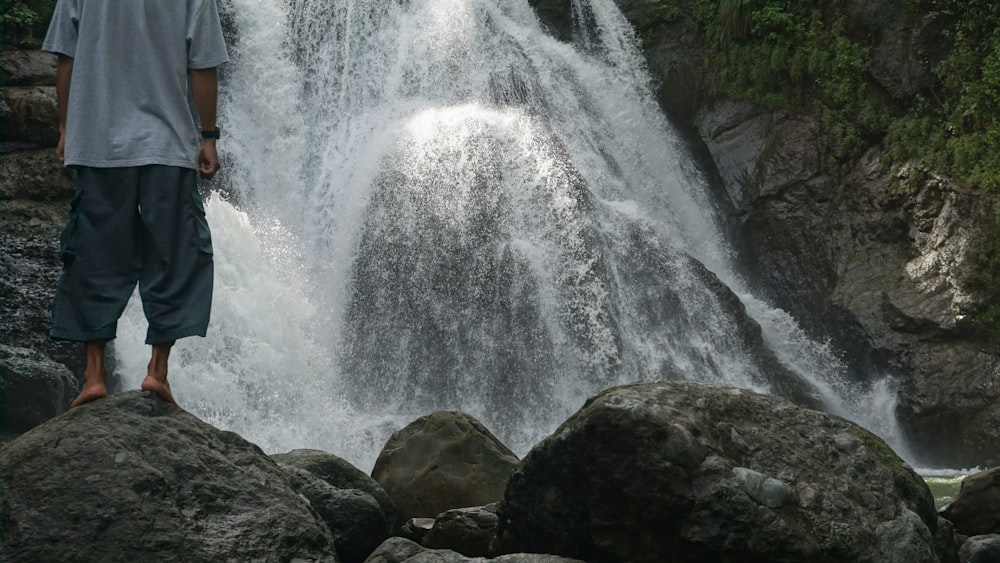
[[114, 0, 912, 470]]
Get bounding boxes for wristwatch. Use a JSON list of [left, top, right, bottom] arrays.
[[201, 127, 221, 139]]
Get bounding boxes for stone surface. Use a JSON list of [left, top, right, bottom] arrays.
[[0, 231, 80, 375], [935, 516, 961, 563], [364, 537, 583, 563], [0, 391, 338, 562], [0, 149, 75, 200], [273, 448, 401, 531], [0, 49, 57, 86], [941, 467, 1000, 538], [494, 382, 938, 563], [1, 86, 59, 145], [371, 411, 519, 521], [0, 344, 78, 437], [846, 0, 938, 100], [958, 535, 1000, 563], [281, 464, 390, 563], [400, 517, 435, 543], [423, 504, 499, 557]]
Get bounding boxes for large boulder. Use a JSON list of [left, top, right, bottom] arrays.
[[372, 411, 519, 521], [941, 467, 1000, 539], [0, 50, 57, 86], [958, 535, 1000, 563], [0, 344, 78, 438], [281, 464, 390, 563], [364, 537, 582, 563], [494, 381, 938, 563], [0, 390, 338, 562], [273, 448, 401, 530]]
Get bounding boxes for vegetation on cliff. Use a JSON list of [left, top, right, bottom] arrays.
[[0, 0, 53, 47], [634, 0, 1000, 329]]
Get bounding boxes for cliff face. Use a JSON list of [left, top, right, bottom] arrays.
[[530, 0, 999, 466]]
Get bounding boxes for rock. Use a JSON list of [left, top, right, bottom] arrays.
[[423, 504, 498, 557], [0, 344, 78, 437], [364, 537, 583, 563], [400, 517, 435, 543], [935, 516, 961, 563], [494, 381, 938, 563], [0, 231, 80, 375], [0, 50, 57, 86], [941, 467, 1000, 538], [1, 86, 59, 145], [0, 390, 338, 562], [281, 464, 390, 563], [0, 149, 75, 200], [958, 535, 1000, 563], [832, 154, 1000, 466], [371, 411, 519, 521], [272, 448, 401, 531], [846, 0, 937, 100]]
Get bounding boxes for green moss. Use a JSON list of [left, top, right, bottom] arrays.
[[965, 206, 1000, 333]]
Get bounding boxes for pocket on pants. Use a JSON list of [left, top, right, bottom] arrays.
[[58, 188, 83, 267], [190, 185, 214, 256]]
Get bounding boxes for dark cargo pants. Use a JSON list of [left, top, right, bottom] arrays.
[[50, 165, 213, 344]]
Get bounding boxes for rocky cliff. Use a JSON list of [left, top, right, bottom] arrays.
[[530, 0, 1000, 467]]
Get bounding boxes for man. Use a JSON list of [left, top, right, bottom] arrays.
[[43, 0, 229, 407]]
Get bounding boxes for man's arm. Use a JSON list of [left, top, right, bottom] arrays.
[[56, 55, 74, 162], [190, 67, 220, 180]]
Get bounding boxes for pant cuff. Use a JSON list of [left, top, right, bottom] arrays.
[[145, 324, 208, 345], [50, 327, 118, 343]]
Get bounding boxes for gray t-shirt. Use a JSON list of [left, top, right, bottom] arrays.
[[43, 0, 229, 169]]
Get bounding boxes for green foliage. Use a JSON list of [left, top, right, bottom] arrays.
[[632, 4, 683, 48], [654, 0, 1000, 323], [965, 206, 1000, 333], [1, 0, 54, 47]]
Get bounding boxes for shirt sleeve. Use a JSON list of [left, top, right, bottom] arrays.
[[41, 0, 80, 58], [187, 0, 230, 69]]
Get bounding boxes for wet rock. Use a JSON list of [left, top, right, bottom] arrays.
[[0, 344, 78, 438], [400, 517, 435, 543], [0, 390, 338, 562], [272, 448, 401, 531], [0, 231, 79, 375], [372, 411, 519, 521], [1, 86, 59, 145], [0, 50, 57, 86], [423, 504, 499, 557], [941, 467, 1000, 538], [958, 535, 1000, 563], [935, 516, 961, 563], [494, 381, 938, 563], [281, 464, 390, 563], [0, 149, 74, 201], [364, 537, 582, 563]]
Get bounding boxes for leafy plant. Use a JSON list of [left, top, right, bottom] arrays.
[[1, 0, 54, 47]]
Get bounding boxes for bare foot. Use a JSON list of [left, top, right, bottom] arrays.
[[70, 380, 108, 408], [141, 375, 177, 406], [72, 340, 108, 408]]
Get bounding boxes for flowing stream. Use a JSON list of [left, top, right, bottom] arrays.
[[115, 0, 912, 471]]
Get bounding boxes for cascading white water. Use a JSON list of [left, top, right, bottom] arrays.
[[114, 0, 913, 470]]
